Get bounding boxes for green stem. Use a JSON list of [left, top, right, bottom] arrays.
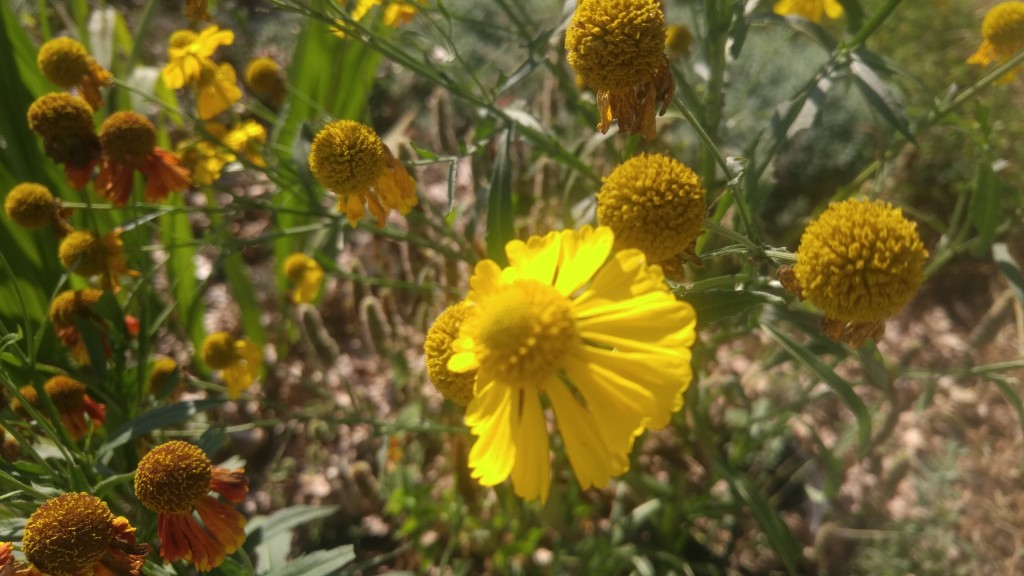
[[841, 0, 903, 52]]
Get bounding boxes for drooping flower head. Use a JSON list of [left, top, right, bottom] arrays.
[[96, 111, 192, 206], [3, 182, 73, 235], [23, 492, 150, 576], [37, 36, 112, 110], [201, 332, 263, 399], [309, 120, 418, 227], [162, 26, 241, 119], [282, 253, 325, 304], [0, 541, 15, 572], [11, 376, 107, 441], [773, 0, 844, 23], [447, 226, 697, 502], [244, 57, 287, 108], [565, 0, 675, 140], [665, 24, 693, 59], [49, 288, 108, 364], [596, 153, 706, 267], [0, 426, 20, 461], [968, 2, 1024, 81], [790, 198, 928, 346], [58, 228, 140, 293], [134, 441, 249, 571], [26, 93, 101, 189], [424, 301, 477, 407]]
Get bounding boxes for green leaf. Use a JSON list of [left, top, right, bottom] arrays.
[[265, 545, 355, 576], [850, 52, 916, 145], [96, 400, 223, 458], [970, 160, 1001, 258], [993, 242, 1024, 307], [682, 289, 787, 328], [762, 323, 872, 454], [245, 505, 340, 548], [712, 459, 802, 575], [485, 127, 515, 265]]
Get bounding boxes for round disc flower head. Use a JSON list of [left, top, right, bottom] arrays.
[[424, 301, 477, 407], [11, 376, 107, 441], [968, 2, 1024, 82], [309, 120, 418, 227], [283, 253, 325, 304], [134, 441, 249, 571], [245, 56, 287, 107], [792, 199, 928, 346], [596, 153, 706, 266], [148, 356, 182, 398], [96, 111, 192, 206], [59, 228, 140, 293], [202, 332, 263, 399], [773, 0, 844, 23], [4, 182, 73, 234], [37, 36, 113, 110], [565, 0, 675, 140], [26, 93, 101, 189], [448, 226, 697, 502], [49, 288, 106, 364], [23, 492, 150, 576]]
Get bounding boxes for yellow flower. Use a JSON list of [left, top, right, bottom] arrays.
[[4, 182, 63, 230], [332, 0, 426, 38], [792, 199, 928, 346], [968, 2, 1024, 81], [134, 441, 249, 572], [49, 288, 106, 364], [282, 253, 325, 304], [196, 61, 243, 120], [37, 36, 113, 111], [665, 24, 693, 59], [424, 301, 477, 407], [58, 228, 139, 293], [178, 136, 235, 186], [97, 111, 192, 205], [201, 332, 263, 398], [596, 153, 706, 265], [309, 120, 418, 227], [148, 356, 182, 398], [162, 26, 233, 89], [244, 57, 287, 107], [447, 226, 697, 502], [565, 0, 675, 140], [224, 120, 267, 167], [773, 0, 844, 22], [11, 376, 107, 441], [23, 493, 150, 576], [26, 93, 101, 189]]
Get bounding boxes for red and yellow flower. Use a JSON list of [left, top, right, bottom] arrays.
[[134, 441, 249, 571], [11, 376, 106, 441], [96, 111, 192, 206]]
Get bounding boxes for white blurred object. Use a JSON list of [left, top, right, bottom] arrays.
[[87, 7, 117, 70]]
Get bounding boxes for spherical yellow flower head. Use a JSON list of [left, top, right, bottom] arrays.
[[282, 253, 325, 304], [59, 230, 107, 276], [665, 24, 693, 59], [135, 441, 213, 514], [148, 356, 180, 396], [49, 288, 103, 327], [37, 37, 91, 88], [424, 301, 478, 407], [4, 182, 58, 229], [310, 120, 419, 227], [23, 492, 115, 576], [10, 385, 40, 414], [772, 0, 844, 23], [244, 57, 286, 105], [968, 2, 1024, 77], [43, 375, 87, 413], [794, 199, 928, 325], [202, 331, 238, 369], [565, 0, 665, 92], [596, 153, 706, 264], [309, 120, 387, 197], [99, 111, 157, 165], [448, 226, 697, 502], [169, 29, 199, 50], [27, 92, 95, 142]]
